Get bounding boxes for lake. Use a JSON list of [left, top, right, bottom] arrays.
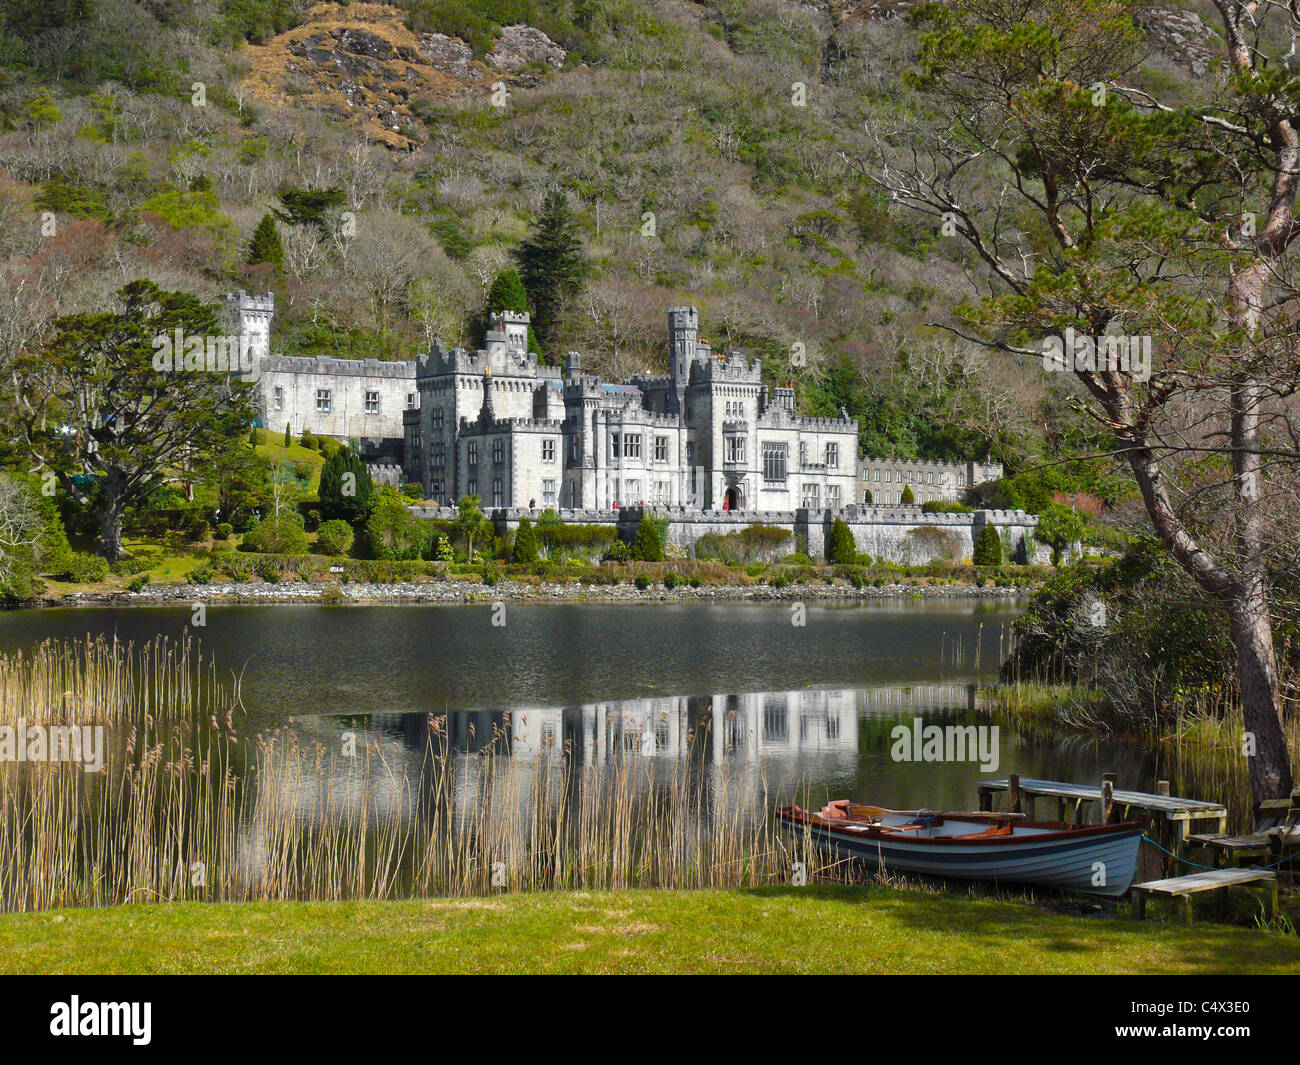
[[0, 598, 1162, 812]]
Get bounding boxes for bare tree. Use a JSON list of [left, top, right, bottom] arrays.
[[850, 0, 1300, 800]]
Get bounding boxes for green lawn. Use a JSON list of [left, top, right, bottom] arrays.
[[2, 886, 1297, 974], [252, 428, 328, 494]]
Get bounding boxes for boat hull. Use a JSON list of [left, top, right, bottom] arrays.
[[779, 810, 1144, 898]]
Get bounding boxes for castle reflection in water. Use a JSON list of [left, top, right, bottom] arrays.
[[432, 683, 978, 763]]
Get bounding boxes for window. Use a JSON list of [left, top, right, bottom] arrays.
[[315, 389, 332, 412], [623, 434, 641, 459], [873, 469, 880, 481], [542, 478, 556, 506], [763, 444, 788, 483], [686, 442, 695, 462], [625, 479, 641, 501], [610, 433, 620, 460], [365, 390, 380, 414], [272, 387, 284, 410], [467, 441, 478, 466], [430, 442, 445, 468], [825, 443, 839, 469], [798, 441, 808, 467], [570, 436, 581, 461], [801, 483, 820, 508], [827, 485, 841, 508], [725, 435, 745, 463], [407, 393, 417, 409], [492, 479, 503, 507], [542, 439, 556, 463], [653, 480, 671, 503], [468, 477, 477, 496], [492, 439, 504, 465], [926, 471, 934, 485], [431, 409, 444, 430], [654, 436, 668, 463], [688, 467, 699, 503]]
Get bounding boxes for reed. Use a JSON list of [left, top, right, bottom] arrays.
[[0, 638, 836, 913], [0, 634, 238, 728]]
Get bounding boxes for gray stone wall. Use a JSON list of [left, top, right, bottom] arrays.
[[417, 503, 1042, 564]]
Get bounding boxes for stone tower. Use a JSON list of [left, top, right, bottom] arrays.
[[225, 290, 274, 361], [667, 306, 698, 414]]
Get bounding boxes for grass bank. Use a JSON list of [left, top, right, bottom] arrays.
[[1, 886, 1297, 974]]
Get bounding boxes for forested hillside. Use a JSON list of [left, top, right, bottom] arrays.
[[0, 0, 1214, 483]]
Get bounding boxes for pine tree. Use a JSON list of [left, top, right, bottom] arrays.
[[828, 518, 857, 564], [516, 187, 587, 355], [973, 524, 1003, 566], [283, 422, 291, 448], [630, 516, 667, 562], [247, 212, 285, 271], [319, 446, 374, 522], [513, 516, 539, 564], [486, 269, 529, 314]]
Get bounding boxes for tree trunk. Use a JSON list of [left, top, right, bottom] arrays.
[[98, 470, 126, 562], [1230, 580, 1294, 800]]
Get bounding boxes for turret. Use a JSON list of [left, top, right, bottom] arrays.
[[668, 306, 698, 388], [225, 290, 274, 361]]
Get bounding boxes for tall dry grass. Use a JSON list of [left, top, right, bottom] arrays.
[[0, 638, 821, 913], [0, 634, 239, 728]]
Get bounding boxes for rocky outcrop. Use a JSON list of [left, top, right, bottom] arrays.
[[487, 24, 566, 72], [1136, 8, 1220, 76], [241, 3, 498, 150]]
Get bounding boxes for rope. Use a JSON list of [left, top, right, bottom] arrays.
[[1143, 834, 1300, 871]]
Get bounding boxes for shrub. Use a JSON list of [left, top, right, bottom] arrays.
[[695, 524, 791, 564], [603, 540, 631, 562], [634, 574, 651, 590], [364, 487, 429, 560], [900, 485, 915, 505], [315, 519, 355, 556], [188, 562, 215, 584], [217, 522, 234, 539], [400, 482, 424, 500], [827, 518, 857, 564], [781, 552, 813, 566], [128, 574, 149, 593], [663, 571, 679, 589], [974, 524, 1004, 566], [434, 534, 454, 562], [244, 512, 309, 555], [923, 500, 973, 514], [59, 554, 110, 583]]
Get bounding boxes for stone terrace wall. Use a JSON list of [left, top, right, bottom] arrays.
[[412, 503, 1042, 564]]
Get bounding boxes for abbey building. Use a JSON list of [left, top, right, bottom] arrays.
[[230, 293, 859, 512]]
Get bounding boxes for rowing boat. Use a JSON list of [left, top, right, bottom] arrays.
[[777, 800, 1145, 897]]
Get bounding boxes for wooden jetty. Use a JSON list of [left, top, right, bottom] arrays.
[[1130, 869, 1277, 925], [977, 774, 1228, 852]]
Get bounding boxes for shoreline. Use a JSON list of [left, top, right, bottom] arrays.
[[45, 579, 1033, 608]]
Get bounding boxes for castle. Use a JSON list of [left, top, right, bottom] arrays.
[[229, 292, 859, 512]]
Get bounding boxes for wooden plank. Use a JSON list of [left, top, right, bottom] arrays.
[[1133, 869, 1276, 896], [981, 778, 1227, 815]]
